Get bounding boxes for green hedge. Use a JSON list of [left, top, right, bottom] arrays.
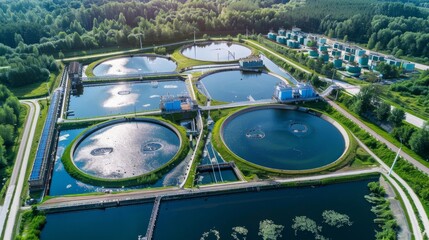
[[61, 117, 190, 188]]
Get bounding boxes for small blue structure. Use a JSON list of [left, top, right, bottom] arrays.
[[318, 45, 328, 52], [402, 62, 415, 72], [268, 32, 277, 41], [344, 53, 355, 62], [333, 58, 343, 69], [346, 64, 361, 77], [386, 58, 402, 67], [318, 38, 327, 45], [274, 82, 317, 102], [358, 55, 369, 67], [274, 84, 294, 101], [276, 36, 287, 45], [331, 49, 341, 57], [356, 49, 366, 57], [333, 42, 343, 50], [278, 29, 286, 36], [321, 51, 329, 62], [370, 54, 385, 62], [309, 49, 319, 58], [345, 46, 356, 54], [160, 95, 195, 112], [298, 35, 306, 45], [239, 56, 264, 68], [287, 39, 300, 48], [297, 84, 316, 98]]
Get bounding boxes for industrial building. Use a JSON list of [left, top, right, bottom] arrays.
[[346, 64, 362, 77], [402, 62, 415, 72], [160, 95, 197, 112], [358, 55, 369, 67], [274, 82, 317, 102], [239, 56, 264, 69], [268, 32, 277, 41], [29, 89, 62, 192], [268, 27, 415, 78], [68, 62, 82, 88], [386, 58, 402, 67], [308, 48, 319, 58], [267, 28, 306, 49]]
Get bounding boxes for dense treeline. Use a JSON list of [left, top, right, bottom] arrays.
[[0, 85, 21, 173], [0, 0, 425, 53], [318, 2, 429, 61], [0, 50, 58, 87], [338, 85, 429, 160], [1, 0, 428, 88]]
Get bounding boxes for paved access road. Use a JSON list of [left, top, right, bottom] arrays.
[[326, 98, 429, 175], [356, 137, 429, 239], [0, 100, 40, 239], [41, 168, 380, 209]]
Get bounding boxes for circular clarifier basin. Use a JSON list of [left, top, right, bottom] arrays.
[[73, 121, 180, 179], [222, 107, 347, 170], [181, 41, 252, 62], [200, 70, 283, 102], [92, 55, 177, 76]]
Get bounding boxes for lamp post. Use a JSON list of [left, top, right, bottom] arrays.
[[388, 138, 402, 176]]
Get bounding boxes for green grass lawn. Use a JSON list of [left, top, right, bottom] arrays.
[[10, 67, 62, 99], [171, 48, 218, 70], [380, 88, 429, 121]]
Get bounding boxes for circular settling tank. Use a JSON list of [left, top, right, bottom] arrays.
[[73, 121, 180, 179], [92, 55, 177, 76], [200, 70, 282, 102], [222, 107, 346, 170], [181, 41, 252, 62]]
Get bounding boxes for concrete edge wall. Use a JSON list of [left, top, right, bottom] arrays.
[[68, 118, 183, 180], [218, 104, 351, 174]]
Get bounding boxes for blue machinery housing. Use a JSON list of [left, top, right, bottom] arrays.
[[28, 89, 62, 191], [29, 83, 64, 192]]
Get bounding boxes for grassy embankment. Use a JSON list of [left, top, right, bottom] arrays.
[[61, 117, 189, 188], [183, 115, 208, 188], [14, 207, 46, 240], [10, 64, 64, 99], [380, 88, 429, 121]]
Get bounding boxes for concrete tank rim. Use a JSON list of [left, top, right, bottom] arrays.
[[66, 117, 184, 184], [180, 40, 252, 63], [219, 104, 350, 174]]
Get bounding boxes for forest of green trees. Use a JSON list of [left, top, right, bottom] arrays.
[[0, 85, 21, 181], [0, 0, 429, 86]]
